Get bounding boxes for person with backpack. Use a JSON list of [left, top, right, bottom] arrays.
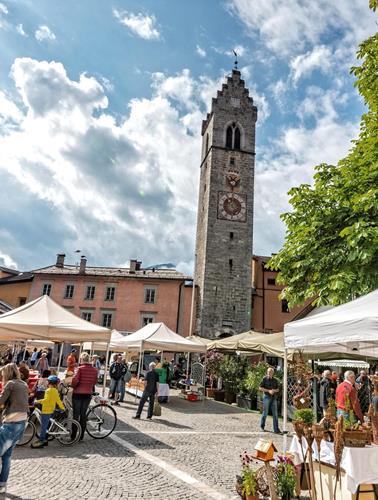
[[109, 355, 126, 406]]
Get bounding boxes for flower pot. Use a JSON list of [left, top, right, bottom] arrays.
[[246, 495, 259, 500], [225, 391, 237, 404], [206, 388, 215, 398], [213, 390, 225, 402]]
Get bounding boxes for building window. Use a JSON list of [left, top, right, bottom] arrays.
[[281, 299, 290, 313], [226, 126, 233, 148], [230, 157, 235, 165], [102, 313, 112, 328], [42, 283, 51, 296], [85, 285, 95, 300], [141, 314, 155, 327], [64, 284, 75, 299], [229, 258, 233, 272], [234, 127, 241, 150], [105, 286, 115, 301], [82, 312, 92, 322], [144, 288, 156, 304], [267, 278, 276, 286], [19, 297, 26, 306], [205, 133, 209, 152], [225, 124, 242, 150], [230, 232, 234, 240]]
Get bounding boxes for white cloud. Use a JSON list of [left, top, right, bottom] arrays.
[[213, 44, 246, 58], [228, 0, 377, 56], [253, 89, 358, 256], [290, 45, 333, 83], [16, 23, 27, 36], [0, 2, 9, 30], [196, 45, 206, 58], [0, 2, 8, 15], [0, 250, 18, 270], [113, 9, 160, 40], [35, 25, 56, 42]]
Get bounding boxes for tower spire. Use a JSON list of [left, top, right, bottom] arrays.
[[233, 49, 238, 70]]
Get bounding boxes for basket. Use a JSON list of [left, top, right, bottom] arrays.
[[371, 415, 378, 445], [187, 393, 199, 402], [342, 429, 367, 447]]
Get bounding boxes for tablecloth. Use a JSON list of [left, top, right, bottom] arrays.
[[289, 435, 378, 493]]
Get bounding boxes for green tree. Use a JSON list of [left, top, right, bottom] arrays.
[[268, 8, 378, 307]]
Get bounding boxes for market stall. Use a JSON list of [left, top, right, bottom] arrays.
[[114, 322, 205, 399], [283, 289, 378, 497]]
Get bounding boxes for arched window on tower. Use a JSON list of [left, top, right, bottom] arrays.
[[205, 133, 209, 152], [234, 127, 241, 150], [226, 126, 233, 148]]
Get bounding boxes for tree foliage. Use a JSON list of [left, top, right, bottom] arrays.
[[268, 11, 378, 307]]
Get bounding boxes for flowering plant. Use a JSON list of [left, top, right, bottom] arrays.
[[206, 350, 224, 388], [275, 455, 296, 499], [240, 451, 257, 497]]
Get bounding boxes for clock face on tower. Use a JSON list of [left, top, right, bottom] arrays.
[[217, 191, 247, 222]]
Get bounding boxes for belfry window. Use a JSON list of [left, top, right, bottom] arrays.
[[226, 127, 233, 148], [205, 133, 209, 152], [225, 124, 242, 150], [234, 127, 241, 150]]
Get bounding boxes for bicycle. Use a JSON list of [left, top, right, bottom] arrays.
[[17, 407, 81, 446], [60, 384, 117, 439]]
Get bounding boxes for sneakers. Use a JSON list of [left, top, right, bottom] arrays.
[[112, 401, 120, 406], [31, 439, 48, 449], [147, 416, 152, 420], [274, 430, 283, 435], [0, 485, 6, 495], [132, 415, 140, 419], [260, 427, 266, 432]]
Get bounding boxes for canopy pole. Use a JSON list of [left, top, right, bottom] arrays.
[[102, 342, 110, 396], [79, 342, 83, 359], [57, 343, 64, 373], [283, 347, 288, 452], [203, 351, 207, 400], [134, 342, 143, 403], [22, 345, 27, 361], [189, 254, 197, 336]]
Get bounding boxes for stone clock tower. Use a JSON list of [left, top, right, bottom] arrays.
[[194, 69, 257, 339]]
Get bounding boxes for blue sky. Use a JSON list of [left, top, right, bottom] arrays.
[[0, 0, 376, 273]]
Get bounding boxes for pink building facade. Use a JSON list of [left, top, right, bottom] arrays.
[[28, 255, 196, 336]]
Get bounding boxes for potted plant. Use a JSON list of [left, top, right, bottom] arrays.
[[218, 357, 244, 404], [238, 364, 266, 410], [293, 408, 315, 426], [206, 350, 223, 398], [276, 455, 296, 500]]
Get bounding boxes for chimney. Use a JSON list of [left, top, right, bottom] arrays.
[[56, 253, 65, 268], [129, 259, 137, 274], [79, 255, 87, 274]]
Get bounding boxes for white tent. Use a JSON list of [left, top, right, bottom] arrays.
[[114, 322, 204, 353], [0, 295, 111, 343], [79, 330, 131, 352], [284, 289, 378, 356], [282, 289, 378, 449]]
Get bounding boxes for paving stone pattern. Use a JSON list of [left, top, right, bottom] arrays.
[[8, 393, 291, 499]]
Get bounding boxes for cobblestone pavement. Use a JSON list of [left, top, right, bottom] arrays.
[[7, 392, 292, 500]]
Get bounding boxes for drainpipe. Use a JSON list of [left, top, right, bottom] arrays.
[[262, 261, 265, 331]]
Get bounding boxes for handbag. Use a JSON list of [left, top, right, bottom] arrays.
[[153, 401, 162, 417]]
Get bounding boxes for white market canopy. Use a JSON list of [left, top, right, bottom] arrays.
[[207, 330, 286, 358], [284, 289, 378, 358], [115, 322, 204, 352], [78, 330, 131, 352], [316, 359, 370, 369], [0, 295, 111, 343]]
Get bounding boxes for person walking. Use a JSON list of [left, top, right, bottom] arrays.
[[336, 370, 364, 422], [118, 358, 129, 403], [319, 369, 337, 416], [133, 362, 159, 420], [31, 375, 65, 448], [30, 348, 39, 368], [109, 355, 126, 405], [35, 352, 49, 375], [71, 353, 98, 441], [0, 363, 29, 494], [259, 367, 281, 434]]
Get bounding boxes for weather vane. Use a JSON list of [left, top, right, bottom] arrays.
[[233, 50, 238, 70]]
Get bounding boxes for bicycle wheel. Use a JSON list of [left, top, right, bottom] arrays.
[[86, 404, 117, 439], [56, 418, 81, 446], [16, 420, 36, 446]]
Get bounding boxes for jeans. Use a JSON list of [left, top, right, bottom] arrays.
[[136, 392, 155, 418], [72, 393, 92, 440], [40, 413, 52, 441], [260, 395, 279, 433], [119, 381, 125, 402], [0, 422, 26, 485], [109, 379, 123, 397]]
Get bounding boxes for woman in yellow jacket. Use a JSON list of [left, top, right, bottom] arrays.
[[31, 375, 64, 448]]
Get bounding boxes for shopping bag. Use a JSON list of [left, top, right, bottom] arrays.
[[153, 401, 162, 417]]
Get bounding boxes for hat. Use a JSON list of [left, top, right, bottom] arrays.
[[47, 375, 60, 384], [71, 349, 76, 353]]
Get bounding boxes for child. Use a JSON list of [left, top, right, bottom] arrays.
[[31, 375, 65, 448]]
